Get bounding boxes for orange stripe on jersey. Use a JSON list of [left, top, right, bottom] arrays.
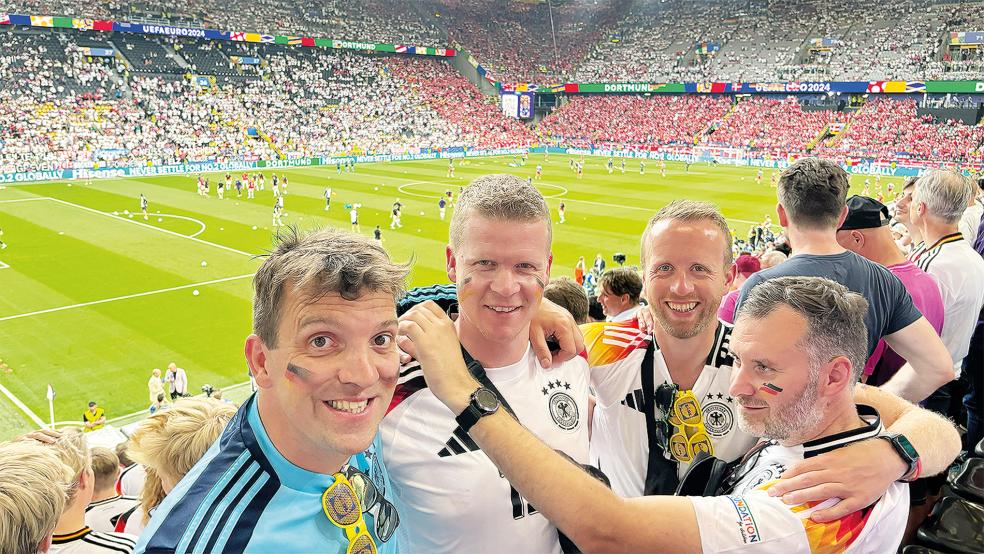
[[758, 480, 873, 554], [580, 321, 650, 367]]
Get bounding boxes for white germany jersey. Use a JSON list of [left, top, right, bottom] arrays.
[[381, 344, 590, 554], [85, 495, 140, 533], [49, 527, 137, 553], [690, 406, 909, 553], [583, 320, 757, 497]]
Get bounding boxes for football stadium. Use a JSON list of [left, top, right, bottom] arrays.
[[0, 0, 982, 552]]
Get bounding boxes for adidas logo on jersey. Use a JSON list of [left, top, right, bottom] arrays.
[[437, 425, 481, 457]]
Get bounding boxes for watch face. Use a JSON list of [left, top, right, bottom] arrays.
[[894, 435, 919, 459], [474, 388, 499, 412]]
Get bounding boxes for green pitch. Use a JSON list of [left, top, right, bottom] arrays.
[[0, 154, 905, 439]]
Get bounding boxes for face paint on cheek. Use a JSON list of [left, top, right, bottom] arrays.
[[759, 383, 783, 396], [533, 275, 546, 290], [285, 362, 314, 385]]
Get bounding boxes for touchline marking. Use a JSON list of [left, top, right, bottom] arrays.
[[0, 273, 254, 322], [0, 381, 47, 427], [0, 197, 49, 204]]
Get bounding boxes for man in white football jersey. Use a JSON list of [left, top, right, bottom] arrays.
[[584, 200, 963, 503], [384, 174, 591, 553], [403, 275, 962, 553], [85, 447, 139, 533]]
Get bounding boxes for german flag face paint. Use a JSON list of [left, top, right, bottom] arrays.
[[759, 383, 783, 396]]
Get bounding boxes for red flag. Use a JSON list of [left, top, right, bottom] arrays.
[[93, 19, 113, 31], [301, 37, 315, 47]]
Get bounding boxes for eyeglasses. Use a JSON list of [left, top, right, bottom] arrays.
[[322, 467, 399, 554], [653, 384, 714, 463]]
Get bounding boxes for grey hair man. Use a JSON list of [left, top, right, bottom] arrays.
[[732, 157, 953, 402], [907, 170, 984, 415], [402, 276, 961, 553], [136, 227, 410, 553]]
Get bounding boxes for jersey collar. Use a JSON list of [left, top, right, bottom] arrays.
[[802, 404, 883, 458]]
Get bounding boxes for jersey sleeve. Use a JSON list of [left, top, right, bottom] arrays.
[[689, 492, 810, 553], [691, 481, 879, 554], [580, 321, 648, 408]]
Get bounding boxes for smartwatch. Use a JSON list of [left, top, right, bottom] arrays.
[[878, 433, 921, 482], [456, 387, 500, 433]]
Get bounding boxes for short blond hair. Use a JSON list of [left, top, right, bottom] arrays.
[[0, 441, 74, 554], [40, 428, 90, 502], [252, 227, 410, 347], [642, 200, 733, 267], [449, 174, 551, 251], [128, 398, 237, 523], [90, 447, 121, 492]]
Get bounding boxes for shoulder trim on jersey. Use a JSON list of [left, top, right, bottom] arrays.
[[397, 284, 458, 315], [83, 532, 137, 552], [389, 368, 427, 414], [705, 321, 736, 368], [581, 320, 650, 367], [53, 528, 92, 543], [803, 405, 882, 458]]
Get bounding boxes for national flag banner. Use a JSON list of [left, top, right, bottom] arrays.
[[230, 31, 246, 41], [244, 33, 261, 43], [414, 46, 428, 55], [53, 16, 72, 28], [301, 37, 315, 47], [316, 38, 332, 48], [9, 14, 30, 25], [287, 36, 302, 45], [260, 35, 274, 43], [0, 14, 9, 25], [93, 20, 113, 31], [445, 48, 456, 57], [564, 84, 580, 93], [395, 44, 407, 53], [30, 15, 53, 27], [72, 18, 94, 30]]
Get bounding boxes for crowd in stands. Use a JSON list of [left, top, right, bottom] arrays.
[[818, 98, 984, 163], [4, 0, 984, 82], [707, 96, 837, 152], [537, 95, 731, 147]]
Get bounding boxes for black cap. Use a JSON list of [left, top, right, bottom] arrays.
[[840, 195, 891, 231]]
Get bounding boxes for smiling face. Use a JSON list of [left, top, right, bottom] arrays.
[[596, 282, 626, 318], [246, 287, 399, 473], [729, 305, 824, 442], [447, 214, 552, 358], [642, 219, 732, 339]]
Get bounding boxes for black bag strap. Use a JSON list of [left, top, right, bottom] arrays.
[[460, 347, 518, 417], [460, 347, 592, 553], [640, 341, 681, 495]]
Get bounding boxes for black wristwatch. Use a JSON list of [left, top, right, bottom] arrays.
[[878, 433, 921, 482], [456, 387, 500, 433]]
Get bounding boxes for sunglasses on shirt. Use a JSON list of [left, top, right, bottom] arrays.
[[653, 384, 714, 463], [322, 467, 399, 554]]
